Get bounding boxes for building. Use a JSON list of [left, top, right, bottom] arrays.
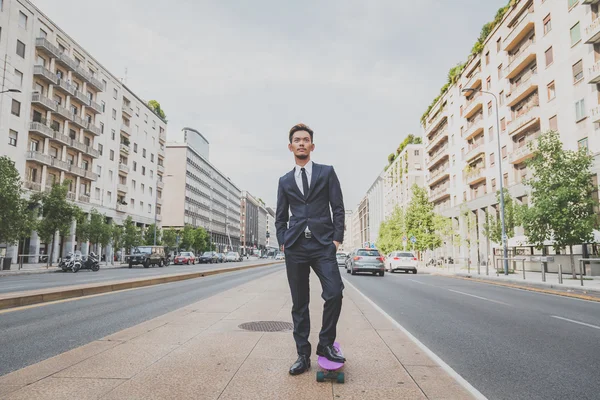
[[339, 210, 354, 252], [384, 143, 425, 218], [351, 208, 361, 251], [421, 0, 600, 265], [162, 128, 241, 253], [366, 173, 385, 247], [265, 206, 278, 252], [357, 196, 369, 248], [257, 201, 267, 251], [240, 191, 268, 255], [0, 0, 166, 263]]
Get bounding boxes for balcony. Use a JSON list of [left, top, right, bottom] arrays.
[[426, 129, 448, 152], [72, 65, 93, 86], [55, 80, 76, 100], [425, 108, 448, 135], [117, 183, 128, 193], [505, 40, 536, 79], [156, 197, 163, 206], [52, 130, 72, 147], [120, 143, 130, 154], [585, 16, 600, 44], [157, 164, 165, 174], [157, 180, 165, 189], [158, 147, 165, 157], [71, 114, 88, 129], [88, 100, 102, 114], [87, 146, 100, 158], [25, 151, 52, 165], [51, 157, 71, 172], [88, 75, 104, 92], [85, 123, 102, 136], [510, 135, 540, 164], [72, 90, 91, 106], [29, 121, 54, 139], [463, 91, 483, 119], [464, 141, 485, 163], [465, 167, 486, 185], [55, 105, 74, 121], [71, 140, 87, 153], [428, 186, 450, 203], [116, 203, 128, 213], [121, 124, 131, 136], [506, 72, 538, 108], [591, 105, 600, 123], [463, 112, 484, 140], [588, 60, 600, 84], [31, 92, 57, 112], [69, 165, 86, 178], [24, 180, 42, 192], [463, 70, 481, 93], [122, 104, 134, 117], [119, 163, 130, 174], [427, 165, 450, 187], [78, 194, 90, 203], [35, 38, 61, 59], [508, 106, 540, 136], [503, 7, 535, 52], [56, 52, 79, 71], [427, 144, 449, 168], [33, 65, 58, 85], [159, 131, 166, 142], [84, 170, 98, 181], [156, 214, 162, 222]]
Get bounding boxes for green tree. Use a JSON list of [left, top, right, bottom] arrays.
[[405, 185, 441, 256], [0, 156, 37, 252], [147, 100, 167, 121], [180, 224, 196, 251], [77, 209, 111, 254], [376, 206, 406, 255], [162, 227, 178, 250], [482, 189, 521, 244], [193, 226, 210, 253], [34, 181, 80, 266], [122, 216, 142, 255], [521, 131, 597, 278], [111, 222, 124, 262], [143, 224, 161, 245]]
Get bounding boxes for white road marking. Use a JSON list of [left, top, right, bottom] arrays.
[[447, 289, 511, 306], [343, 277, 488, 400], [407, 279, 426, 285], [551, 316, 600, 331]]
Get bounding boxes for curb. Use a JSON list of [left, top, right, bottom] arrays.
[[434, 273, 600, 302], [0, 262, 283, 311]]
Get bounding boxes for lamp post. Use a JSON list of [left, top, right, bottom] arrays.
[[462, 87, 509, 275]]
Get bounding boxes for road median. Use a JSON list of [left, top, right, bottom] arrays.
[[0, 261, 282, 311]]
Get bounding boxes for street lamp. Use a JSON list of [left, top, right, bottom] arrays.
[[462, 87, 509, 275], [0, 89, 21, 94]]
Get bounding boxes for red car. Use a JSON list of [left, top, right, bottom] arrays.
[[174, 251, 196, 265]]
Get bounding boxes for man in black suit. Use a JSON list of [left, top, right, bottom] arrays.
[[276, 123, 346, 375]]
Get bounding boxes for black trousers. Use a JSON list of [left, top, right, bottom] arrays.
[[284, 235, 344, 356]]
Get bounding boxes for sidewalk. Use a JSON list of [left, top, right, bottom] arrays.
[[0, 262, 126, 277], [420, 264, 600, 295], [0, 270, 475, 400]]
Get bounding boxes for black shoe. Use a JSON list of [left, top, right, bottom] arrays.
[[316, 344, 346, 363], [289, 354, 311, 375]]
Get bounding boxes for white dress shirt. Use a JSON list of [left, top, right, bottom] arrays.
[[294, 160, 313, 196]]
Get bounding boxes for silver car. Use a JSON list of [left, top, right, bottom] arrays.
[[336, 252, 348, 267], [345, 248, 385, 276]]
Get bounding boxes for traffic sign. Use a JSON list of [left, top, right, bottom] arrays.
[[402, 236, 407, 242], [410, 236, 417, 243]]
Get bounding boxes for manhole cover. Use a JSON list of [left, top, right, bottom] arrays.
[[238, 321, 294, 332]]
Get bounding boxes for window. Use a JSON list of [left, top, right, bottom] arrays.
[[110, 150, 115, 161], [14, 69, 23, 87], [153, 120, 156, 129], [573, 60, 583, 82], [543, 14, 552, 34], [113, 88, 117, 99], [141, 184, 145, 193], [545, 47, 554, 66], [148, 204, 152, 214], [150, 170, 153, 178], [39, 28, 47, 38], [496, 37, 501, 52], [503, 173, 508, 187], [490, 153, 495, 166], [8, 130, 17, 146], [95, 188, 101, 200], [149, 187, 153, 196], [491, 178, 496, 192], [500, 117, 506, 132], [547, 81, 556, 100], [142, 166, 146, 175], [100, 122, 104, 133], [485, 51, 490, 65], [498, 64, 503, 79], [486, 76, 491, 90], [578, 138, 589, 152], [11, 99, 20, 116], [132, 180, 136, 189], [18, 11, 27, 29], [111, 129, 116, 140], [98, 144, 103, 155], [549, 115, 558, 130], [144, 114, 148, 123], [143, 148, 146, 158], [97, 166, 101, 177], [133, 161, 137, 172], [16, 40, 25, 58], [499, 91, 504, 106], [134, 143, 138, 153], [107, 191, 112, 203], [150, 154, 154, 162], [502, 146, 507, 159], [575, 99, 586, 121], [487, 101, 492, 116], [570, 22, 581, 46], [140, 201, 144, 211], [112, 109, 117, 120], [136, 107, 140, 116], [489, 125, 495, 137], [101, 101, 105, 112]]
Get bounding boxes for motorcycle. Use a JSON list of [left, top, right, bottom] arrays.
[[73, 251, 100, 272], [71, 251, 83, 273], [59, 252, 74, 272]]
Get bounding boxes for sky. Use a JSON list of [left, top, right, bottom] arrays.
[[35, 0, 506, 210]]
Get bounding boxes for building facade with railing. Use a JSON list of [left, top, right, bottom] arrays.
[[421, 0, 600, 266], [0, 0, 167, 262]]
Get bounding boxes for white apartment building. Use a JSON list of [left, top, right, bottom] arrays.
[[0, 0, 166, 262], [265, 206, 277, 251], [366, 172, 385, 246], [383, 143, 425, 218], [162, 128, 241, 253], [422, 0, 600, 266], [339, 209, 354, 252]]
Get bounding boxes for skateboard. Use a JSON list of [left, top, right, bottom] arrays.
[[316, 342, 345, 383]]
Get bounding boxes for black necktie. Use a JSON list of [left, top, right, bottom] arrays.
[[301, 167, 309, 198]]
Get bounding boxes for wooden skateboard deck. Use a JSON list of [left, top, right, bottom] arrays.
[[316, 342, 345, 383]]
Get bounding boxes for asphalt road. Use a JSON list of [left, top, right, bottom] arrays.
[[0, 259, 274, 294], [0, 263, 284, 376], [343, 271, 600, 400]]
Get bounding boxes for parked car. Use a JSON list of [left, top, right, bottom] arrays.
[[275, 252, 285, 261], [129, 246, 166, 268], [216, 253, 226, 263], [225, 252, 241, 262], [345, 248, 385, 276], [336, 252, 348, 267], [199, 251, 219, 264], [174, 251, 196, 265], [387, 251, 418, 274]]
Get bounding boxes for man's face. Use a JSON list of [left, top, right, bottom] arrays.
[[288, 130, 314, 160]]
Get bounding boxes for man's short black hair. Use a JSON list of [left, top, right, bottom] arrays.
[[289, 123, 314, 143]]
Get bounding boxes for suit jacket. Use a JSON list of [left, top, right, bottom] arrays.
[[276, 162, 345, 249]]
